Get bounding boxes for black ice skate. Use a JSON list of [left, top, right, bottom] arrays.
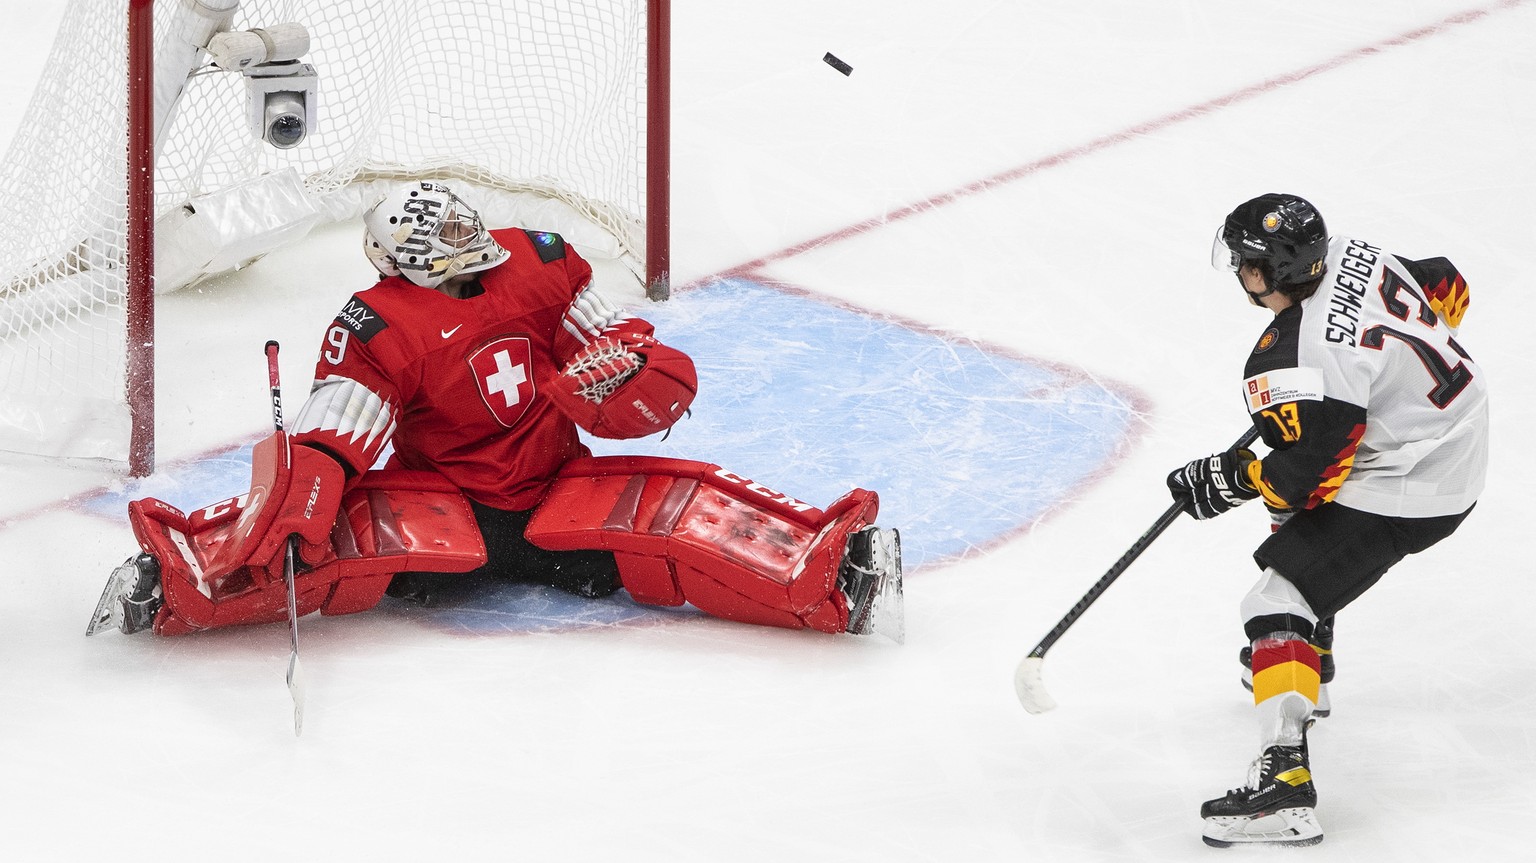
[[1201, 742, 1323, 848], [838, 526, 903, 643], [86, 554, 163, 636]]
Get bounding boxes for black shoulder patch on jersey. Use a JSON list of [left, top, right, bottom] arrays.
[[1394, 255, 1459, 291], [1243, 306, 1302, 377], [524, 230, 567, 264], [335, 294, 389, 343], [1254, 326, 1281, 355]]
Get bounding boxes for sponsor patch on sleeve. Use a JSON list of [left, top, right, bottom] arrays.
[[524, 230, 567, 263], [1243, 367, 1324, 413], [335, 295, 389, 343]]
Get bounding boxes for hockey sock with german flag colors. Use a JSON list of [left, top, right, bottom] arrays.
[[1250, 637, 1322, 706]]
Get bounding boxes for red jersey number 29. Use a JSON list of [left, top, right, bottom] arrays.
[[324, 325, 349, 365]]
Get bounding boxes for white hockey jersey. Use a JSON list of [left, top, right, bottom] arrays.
[[1240, 236, 1488, 518]]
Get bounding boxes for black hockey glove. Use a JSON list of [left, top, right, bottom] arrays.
[[1166, 448, 1260, 520]]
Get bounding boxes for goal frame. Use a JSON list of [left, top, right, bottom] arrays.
[[122, 0, 671, 477]]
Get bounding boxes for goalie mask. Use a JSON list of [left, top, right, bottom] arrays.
[[364, 182, 509, 288]]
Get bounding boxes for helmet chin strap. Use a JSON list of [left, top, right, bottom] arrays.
[[1237, 270, 1279, 307]]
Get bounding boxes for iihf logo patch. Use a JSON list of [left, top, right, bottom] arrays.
[[1254, 326, 1280, 354], [524, 229, 567, 263]]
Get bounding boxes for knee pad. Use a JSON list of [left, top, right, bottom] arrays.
[[1240, 567, 1319, 643]]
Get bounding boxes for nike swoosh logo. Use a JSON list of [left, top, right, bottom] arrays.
[[441, 325, 463, 339]]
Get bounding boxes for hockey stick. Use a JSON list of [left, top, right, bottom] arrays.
[[1013, 426, 1262, 714], [266, 340, 306, 737]]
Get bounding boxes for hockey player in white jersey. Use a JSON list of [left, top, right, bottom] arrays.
[[1165, 193, 1488, 847]]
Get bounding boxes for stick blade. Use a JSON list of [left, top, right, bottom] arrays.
[[1014, 656, 1057, 714], [287, 652, 306, 736], [282, 538, 304, 736]]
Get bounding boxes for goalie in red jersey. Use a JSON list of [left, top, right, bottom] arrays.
[[89, 182, 902, 642]]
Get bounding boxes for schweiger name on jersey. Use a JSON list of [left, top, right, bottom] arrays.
[[1239, 235, 1488, 519]]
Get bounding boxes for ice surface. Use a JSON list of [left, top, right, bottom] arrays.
[[3, 2, 1533, 860]]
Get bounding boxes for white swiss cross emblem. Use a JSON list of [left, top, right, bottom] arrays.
[[468, 336, 536, 427]]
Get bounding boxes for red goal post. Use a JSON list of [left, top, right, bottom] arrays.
[[0, 0, 670, 476]]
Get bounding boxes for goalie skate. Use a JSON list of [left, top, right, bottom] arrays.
[[86, 554, 163, 636], [1200, 743, 1323, 848], [839, 526, 904, 643]]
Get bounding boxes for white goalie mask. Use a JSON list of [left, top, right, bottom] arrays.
[[363, 182, 510, 288]]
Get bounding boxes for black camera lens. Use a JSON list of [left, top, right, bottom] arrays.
[[268, 114, 304, 148]]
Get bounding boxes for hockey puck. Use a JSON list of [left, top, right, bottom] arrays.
[[823, 52, 853, 76]]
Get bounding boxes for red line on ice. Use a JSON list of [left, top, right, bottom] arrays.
[[684, 0, 1521, 288]]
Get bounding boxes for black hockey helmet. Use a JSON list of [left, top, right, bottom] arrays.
[[1211, 193, 1329, 289]]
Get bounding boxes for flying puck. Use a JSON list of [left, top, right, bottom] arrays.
[[823, 52, 853, 76]]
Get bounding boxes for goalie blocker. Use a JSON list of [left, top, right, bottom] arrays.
[[90, 438, 902, 641]]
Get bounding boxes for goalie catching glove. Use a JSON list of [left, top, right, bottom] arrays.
[[1167, 447, 1260, 520], [547, 330, 697, 439]]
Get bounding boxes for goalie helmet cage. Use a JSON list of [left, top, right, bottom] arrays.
[[0, 0, 670, 477]]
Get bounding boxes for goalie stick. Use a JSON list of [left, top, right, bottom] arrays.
[[266, 340, 306, 737], [1014, 426, 1262, 714]]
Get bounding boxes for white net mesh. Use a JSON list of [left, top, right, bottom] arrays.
[[0, 0, 650, 462]]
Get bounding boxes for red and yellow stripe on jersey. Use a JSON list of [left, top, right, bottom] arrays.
[[1425, 271, 1469, 330], [1245, 422, 1366, 511], [1301, 423, 1365, 508], [1250, 638, 1322, 706]]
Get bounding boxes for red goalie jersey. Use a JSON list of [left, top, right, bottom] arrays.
[[291, 228, 688, 510]]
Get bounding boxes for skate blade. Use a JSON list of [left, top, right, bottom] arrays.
[[1202, 807, 1323, 847], [85, 560, 136, 636], [851, 528, 904, 644], [872, 529, 904, 644]]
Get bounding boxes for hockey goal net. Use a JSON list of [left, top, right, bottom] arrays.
[[0, 0, 668, 474]]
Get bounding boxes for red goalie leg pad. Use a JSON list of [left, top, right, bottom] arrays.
[[128, 447, 484, 634], [317, 470, 487, 616], [129, 432, 344, 634], [131, 495, 341, 636], [525, 456, 879, 633]]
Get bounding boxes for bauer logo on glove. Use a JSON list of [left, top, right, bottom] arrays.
[[548, 332, 698, 439], [1166, 447, 1260, 520]]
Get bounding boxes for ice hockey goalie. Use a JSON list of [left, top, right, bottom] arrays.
[[88, 182, 903, 644]]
